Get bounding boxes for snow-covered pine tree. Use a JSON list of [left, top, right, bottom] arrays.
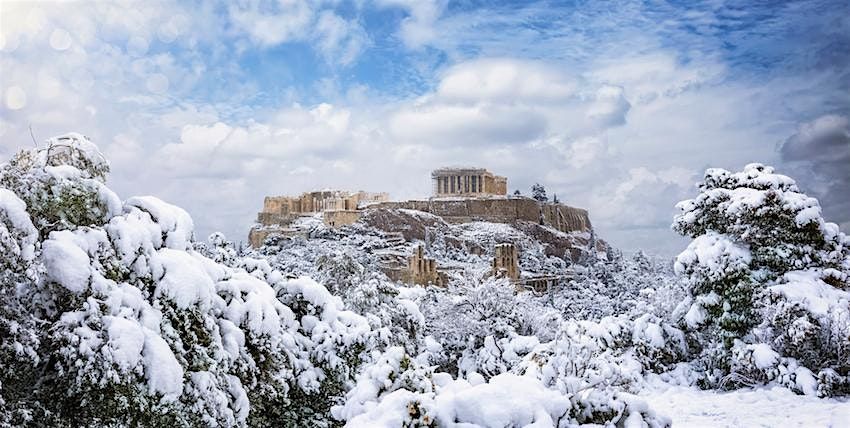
[[673, 163, 850, 394], [531, 183, 548, 202]]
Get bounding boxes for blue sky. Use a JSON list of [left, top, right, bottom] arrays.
[[1, 0, 848, 255]]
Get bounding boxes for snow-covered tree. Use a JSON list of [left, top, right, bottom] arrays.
[[0, 134, 375, 426], [673, 163, 850, 394], [531, 183, 548, 202]]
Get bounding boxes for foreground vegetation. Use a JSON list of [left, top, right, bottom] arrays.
[[1, 134, 847, 426]]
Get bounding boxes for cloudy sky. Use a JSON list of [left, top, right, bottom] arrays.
[[1, 0, 848, 255]]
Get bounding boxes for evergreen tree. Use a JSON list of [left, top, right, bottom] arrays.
[[673, 163, 850, 392], [0, 133, 375, 426], [531, 183, 548, 202]]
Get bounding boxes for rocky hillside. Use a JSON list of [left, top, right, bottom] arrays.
[[251, 206, 614, 291]]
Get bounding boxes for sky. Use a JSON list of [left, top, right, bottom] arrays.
[[1, 0, 848, 256]]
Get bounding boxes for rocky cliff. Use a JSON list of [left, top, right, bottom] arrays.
[[369, 197, 592, 234]]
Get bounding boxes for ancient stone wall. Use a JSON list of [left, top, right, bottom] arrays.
[[323, 210, 362, 228], [541, 204, 592, 233], [263, 196, 302, 216], [369, 198, 591, 234], [248, 227, 306, 248], [260, 190, 388, 217], [493, 176, 507, 195], [257, 212, 301, 227]]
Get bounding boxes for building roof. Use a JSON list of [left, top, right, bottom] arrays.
[[431, 167, 492, 177]]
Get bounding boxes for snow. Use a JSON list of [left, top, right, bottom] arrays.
[[345, 389, 429, 428], [768, 269, 850, 317], [685, 301, 707, 328], [5, 137, 850, 427], [634, 314, 666, 348], [104, 315, 145, 370], [0, 188, 38, 261], [41, 231, 91, 293], [795, 205, 822, 226], [283, 275, 344, 319], [106, 208, 162, 271], [674, 232, 751, 279], [641, 382, 850, 427], [398, 299, 424, 326], [343, 369, 575, 427], [143, 332, 184, 399], [44, 132, 110, 180], [155, 248, 218, 309], [44, 164, 83, 180], [748, 343, 779, 369], [432, 373, 571, 427], [125, 196, 194, 250], [794, 367, 818, 396]]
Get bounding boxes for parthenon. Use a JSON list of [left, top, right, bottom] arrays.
[[431, 167, 507, 197]]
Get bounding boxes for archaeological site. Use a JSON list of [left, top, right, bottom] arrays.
[[249, 167, 601, 290]]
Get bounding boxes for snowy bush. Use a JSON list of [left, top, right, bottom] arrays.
[[0, 189, 43, 425], [417, 277, 530, 377], [673, 163, 850, 395], [335, 346, 666, 428], [0, 134, 374, 426], [0, 134, 120, 239], [332, 346, 436, 425], [193, 232, 240, 267]]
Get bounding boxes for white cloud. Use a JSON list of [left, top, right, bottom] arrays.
[[227, 0, 314, 46], [387, 58, 624, 147], [587, 166, 696, 247], [436, 59, 576, 103], [314, 11, 370, 66], [377, 0, 447, 48], [389, 103, 548, 146], [586, 85, 630, 128], [225, 1, 369, 66], [546, 136, 610, 170], [49, 28, 73, 51]]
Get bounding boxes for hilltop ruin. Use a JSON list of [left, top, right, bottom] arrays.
[[249, 167, 593, 248]]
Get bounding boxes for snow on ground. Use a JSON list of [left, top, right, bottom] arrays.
[[639, 383, 850, 427]]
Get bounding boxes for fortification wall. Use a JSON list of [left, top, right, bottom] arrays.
[[369, 198, 591, 234], [257, 212, 302, 226], [248, 227, 306, 248], [323, 210, 362, 227]]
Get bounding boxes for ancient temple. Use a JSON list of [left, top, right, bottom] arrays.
[[431, 167, 507, 197]]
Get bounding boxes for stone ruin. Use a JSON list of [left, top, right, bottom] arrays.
[[249, 190, 388, 247], [492, 243, 520, 280], [490, 242, 576, 294], [431, 167, 507, 197], [406, 244, 443, 286], [380, 244, 446, 287], [249, 166, 594, 249]]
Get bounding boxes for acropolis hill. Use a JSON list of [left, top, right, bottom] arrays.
[[249, 167, 594, 249]]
